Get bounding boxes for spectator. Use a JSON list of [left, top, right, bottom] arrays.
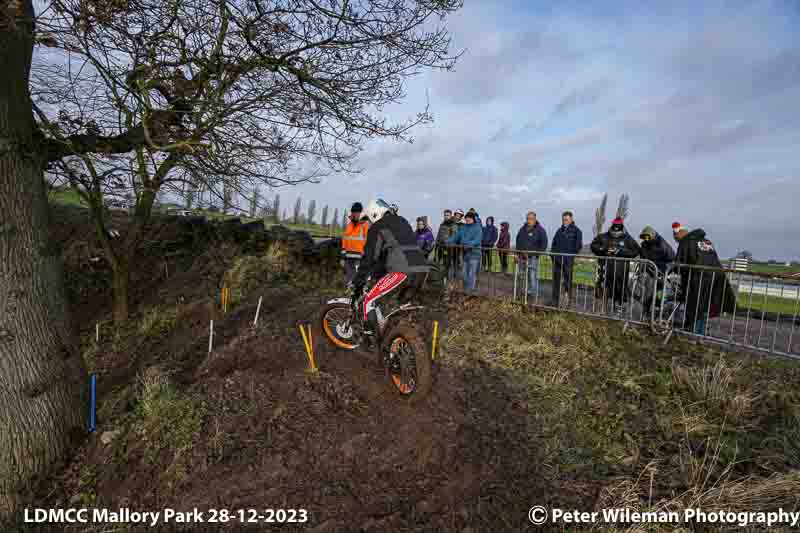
[[638, 225, 675, 315], [639, 225, 674, 273], [447, 211, 482, 293], [497, 222, 511, 274], [416, 217, 435, 257], [550, 210, 583, 307], [341, 202, 370, 285], [675, 227, 736, 335], [450, 209, 465, 277], [672, 221, 685, 242], [515, 211, 548, 301], [481, 216, 499, 271], [435, 209, 458, 266], [590, 218, 641, 311], [467, 208, 481, 226]]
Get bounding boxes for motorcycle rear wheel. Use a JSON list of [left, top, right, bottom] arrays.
[[383, 321, 432, 403]]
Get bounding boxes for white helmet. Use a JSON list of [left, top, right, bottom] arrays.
[[365, 198, 392, 223]]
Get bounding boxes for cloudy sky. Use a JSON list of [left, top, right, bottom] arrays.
[[280, 0, 800, 260]]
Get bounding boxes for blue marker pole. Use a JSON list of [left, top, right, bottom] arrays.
[[89, 374, 96, 433]]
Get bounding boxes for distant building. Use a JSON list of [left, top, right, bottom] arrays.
[[732, 256, 750, 272]]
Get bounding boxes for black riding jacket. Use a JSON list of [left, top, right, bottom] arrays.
[[353, 213, 429, 288]]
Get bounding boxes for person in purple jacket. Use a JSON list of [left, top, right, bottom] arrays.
[[416, 217, 435, 258]]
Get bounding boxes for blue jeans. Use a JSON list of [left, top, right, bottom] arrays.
[[526, 258, 539, 296], [463, 255, 480, 292], [694, 317, 707, 335]]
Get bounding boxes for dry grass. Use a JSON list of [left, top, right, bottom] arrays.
[[136, 366, 173, 419], [595, 424, 800, 531], [672, 358, 756, 423], [441, 294, 800, 530]]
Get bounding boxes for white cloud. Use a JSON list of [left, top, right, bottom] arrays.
[[284, 0, 800, 260]]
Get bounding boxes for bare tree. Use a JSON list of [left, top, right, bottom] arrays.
[[249, 188, 259, 218], [615, 193, 630, 222], [1, 0, 85, 518], [1, 0, 463, 515], [343, 208, 349, 228], [273, 194, 280, 223], [594, 193, 608, 237], [321, 205, 329, 227], [293, 197, 302, 224], [185, 179, 197, 209], [282, 208, 287, 223], [332, 207, 339, 229], [307, 199, 317, 225], [31, 0, 461, 322]]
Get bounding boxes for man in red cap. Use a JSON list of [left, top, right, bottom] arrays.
[[672, 222, 687, 242]]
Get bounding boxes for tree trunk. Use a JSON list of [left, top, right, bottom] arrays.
[[0, 0, 87, 519], [112, 260, 130, 324]]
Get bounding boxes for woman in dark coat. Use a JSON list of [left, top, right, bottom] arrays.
[[675, 228, 737, 333], [496, 222, 511, 274], [481, 216, 499, 271], [590, 218, 641, 308]]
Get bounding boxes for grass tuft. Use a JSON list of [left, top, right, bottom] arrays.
[[133, 367, 206, 483]]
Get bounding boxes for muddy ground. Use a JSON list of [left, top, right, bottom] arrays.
[[12, 204, 800, 533]]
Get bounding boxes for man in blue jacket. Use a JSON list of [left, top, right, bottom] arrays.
[[447, 211, 483, 292], [550, 211, 583, 307], [515, 211, 548, 300]]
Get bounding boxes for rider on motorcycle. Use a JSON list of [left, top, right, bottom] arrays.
[[350, 199, 430, 344]]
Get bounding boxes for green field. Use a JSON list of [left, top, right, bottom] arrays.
[[48, 190, 343, 238], [48, 186, 87, 207], [476, 249, 597, 286], [748, 263, 800, 276], [737, 292, 800, 316], [266, 221, 341, 238]]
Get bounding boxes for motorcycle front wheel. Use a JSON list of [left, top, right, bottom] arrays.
[[320, 303, 360, 350]]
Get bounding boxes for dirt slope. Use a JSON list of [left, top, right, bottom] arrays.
[[14, 204, 800, 533]]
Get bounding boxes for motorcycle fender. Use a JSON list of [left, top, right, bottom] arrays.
[[327, 297, 352, 305]]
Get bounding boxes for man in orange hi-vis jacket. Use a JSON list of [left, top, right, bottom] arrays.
[[342, 202, 371, 285]]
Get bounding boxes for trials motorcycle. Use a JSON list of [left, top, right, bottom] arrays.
[[320, 281, 432, 403]]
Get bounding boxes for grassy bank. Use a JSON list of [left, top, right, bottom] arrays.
[[442, 297, 800, 529]]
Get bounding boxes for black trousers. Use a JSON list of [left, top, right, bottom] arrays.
[[482, 247, 494, 271], [498, 251, 509, 273], [552, 261, 574, 305]]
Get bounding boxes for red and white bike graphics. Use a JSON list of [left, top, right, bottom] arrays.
[[363, 272, 408, 321]]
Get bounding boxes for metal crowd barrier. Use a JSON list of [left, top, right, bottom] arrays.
[[434, 244, 800, 359], [657, 263, 800, 358], [436, 244, 660, 328]]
